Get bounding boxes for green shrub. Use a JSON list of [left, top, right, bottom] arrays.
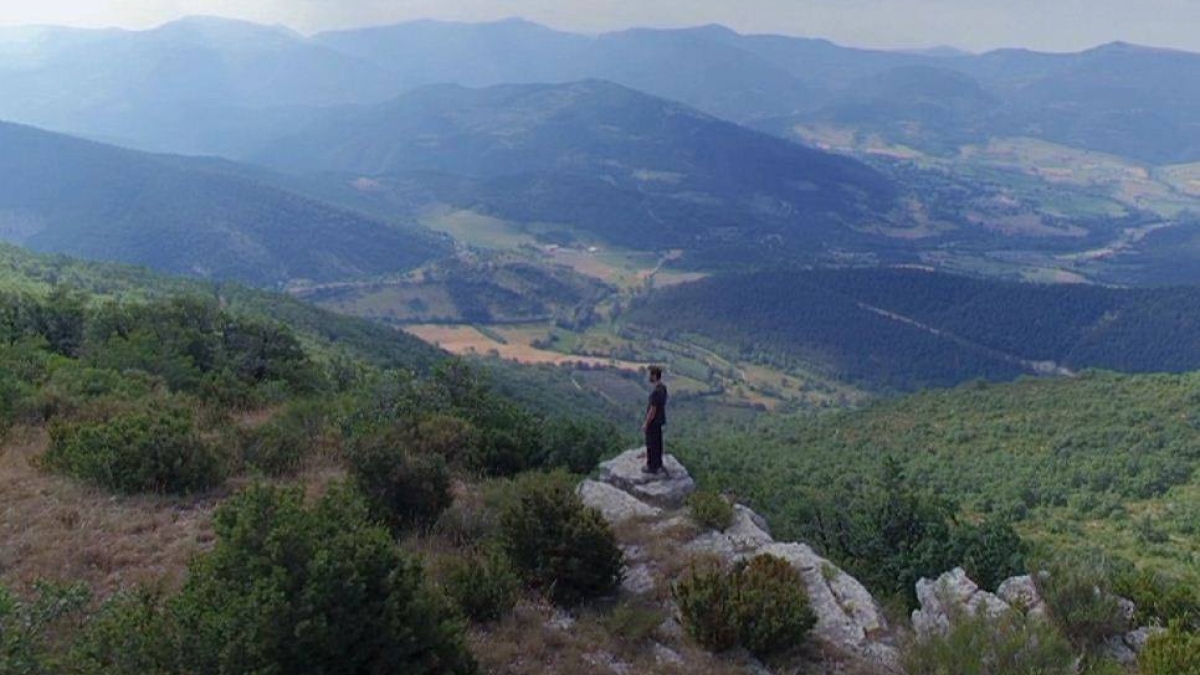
[[0, 582, 89, 675], [1113, 566, 1200, 630], [442, 549, 521, 623], [237, 402, 329, 476], [1140, 623, 1200, 675], [348, 433, 452, 531], [538, 417, 620, 474], [687, 490, 735, 531], [602, 601, 667, 643], [902, 608, 1075, 675], [433, 488, 501, 548], [498, 471, 623, 606], [674, 554, 816, 658], [65, 590, 174, 675], [44, 404, 224, 494], [1037, 553, 1130, 654], [171, 483, 476, 675], [411, 413, 478, 468]]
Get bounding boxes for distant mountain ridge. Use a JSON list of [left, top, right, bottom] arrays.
[[249, 80, 902, 258], [0, 122, 446, 286], [5, 17, 1200, 162]]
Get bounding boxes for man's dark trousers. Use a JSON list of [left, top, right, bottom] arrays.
[[646, 423, 664, 471]]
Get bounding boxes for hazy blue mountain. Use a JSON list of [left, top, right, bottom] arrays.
[[0, 122, 445, 286], [7, 17, 1200, 162], [309, 20, 1200, 162], [0, 16, 401, 153], [314, 20, 814, 123], [249, 80, 900, 257]]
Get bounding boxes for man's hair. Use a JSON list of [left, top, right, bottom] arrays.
[[648, 365, 663, 381]]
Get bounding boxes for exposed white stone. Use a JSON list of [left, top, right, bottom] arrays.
[[578, 479, 663, 523], [997, 574, 1045, 616], [1125, 625, 1166, 652], [598, 448, 696, 509], [1102, 635, 1137, 665], [652, 642, 685, 666], [582, 448, 901, 673], [622, 564, 657, 595], [757, 542, 898, 669], [912, 568, 1011, 637]]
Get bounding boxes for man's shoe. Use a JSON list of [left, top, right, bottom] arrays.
[[641, 466, 659, 474]]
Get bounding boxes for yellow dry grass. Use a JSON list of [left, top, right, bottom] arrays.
[[405, 324, 647, 371], [0, 427, 217, 597]]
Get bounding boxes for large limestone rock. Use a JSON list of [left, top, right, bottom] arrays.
[[589, 447, 900, 673], [758, 541, 895, 665], [912, 568, 1012, 637], [685, 505, 774, 560], [597, 448, 695, 509], [578, 479, 663, 523]]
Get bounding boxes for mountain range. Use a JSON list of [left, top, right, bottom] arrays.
[[249, 80, 901, 258], [6, 17, 1200, 162]]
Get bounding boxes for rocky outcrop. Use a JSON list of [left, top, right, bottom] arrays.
[[912, 568, 1011, 637], [597, 449, 696, 508], [912, 567, 1161, 665], [578, 479, 663, 523], [587, 448, 901, 673]]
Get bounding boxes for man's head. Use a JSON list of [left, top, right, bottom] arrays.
[[648, 365, 663, 383]]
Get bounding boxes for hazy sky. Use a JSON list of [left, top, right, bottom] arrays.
[[1, 0, 1199, 53]]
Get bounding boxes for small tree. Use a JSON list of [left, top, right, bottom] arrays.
[[674, 554, 816, 658], [499, 471, 623, 606]]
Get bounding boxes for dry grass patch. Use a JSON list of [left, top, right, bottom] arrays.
[[0, 426, 218, 597]]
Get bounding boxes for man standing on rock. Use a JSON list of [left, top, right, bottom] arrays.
[[642, 365, 669, 474]]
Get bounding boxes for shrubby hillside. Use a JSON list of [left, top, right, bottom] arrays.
[[677, 371, 1200, 605]]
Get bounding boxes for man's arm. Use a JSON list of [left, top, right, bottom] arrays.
[[642, 404, 655, 432]]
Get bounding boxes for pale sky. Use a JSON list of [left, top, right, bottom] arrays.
[[1, 0, 1198, 53]]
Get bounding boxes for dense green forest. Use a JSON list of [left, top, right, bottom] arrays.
[[626, 267, 1200, 391], [676, 371, 1200, 604]]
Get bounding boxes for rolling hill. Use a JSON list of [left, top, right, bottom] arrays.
[[625, 267, 1200, 391], [0, 122, 447, 287], [249, 80, 902, 259]]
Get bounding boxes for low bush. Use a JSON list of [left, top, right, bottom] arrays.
[[44, 403, 224, 494], [687, 490, 735, 531], [347, 434, 452, 531], [538, 417, 620, 474], [442, 549, 521, 623], [0, 582, 89, 675], [498, 471, 623, 606], [674, 554, 816, 658], [1113, 566, 1200, 630], [171, 483, 477, 675], [1140, 623, 1200, 675], [902, 609, 1075, 675], [65, 590, 175, 675], [237, 401, 330, 476], [1037, 552, 1130, 654], [602, 601, 667, 643]]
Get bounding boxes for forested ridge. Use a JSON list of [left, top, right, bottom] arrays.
[[627, 267, 1200, 391]]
